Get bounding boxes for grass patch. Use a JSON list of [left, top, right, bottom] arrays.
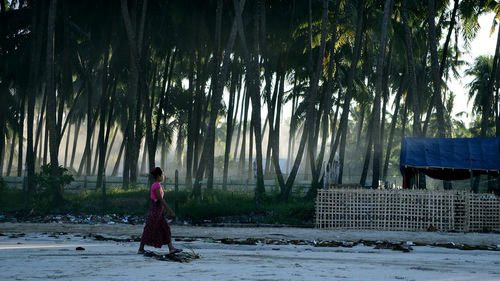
[[0, 186, 315, 226]]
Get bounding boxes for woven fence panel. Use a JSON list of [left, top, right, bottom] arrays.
[[467, 193, 500, 232], [316, 189, 499, 232]]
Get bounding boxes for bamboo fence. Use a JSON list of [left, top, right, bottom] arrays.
[[316, 188, 500, 232]]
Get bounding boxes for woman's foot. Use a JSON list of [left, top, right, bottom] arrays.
[[168, 248, 182, 254], [137, 249, 145, 254]]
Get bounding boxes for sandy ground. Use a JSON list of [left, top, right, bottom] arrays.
[[1, 223, 500, 281], [2, 223, 500, 246]]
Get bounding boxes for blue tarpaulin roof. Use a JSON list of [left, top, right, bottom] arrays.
[[400, 137, 500, 177]]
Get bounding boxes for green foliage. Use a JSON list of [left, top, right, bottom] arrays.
[[0, 187, 25, 212], [259, 200, 315, 226], [33, 164, 75, 208], [35, 164, 75, 192], [0, 177, 5, 208], [178, 190, 255, 222], [0, 186, 315, 226], [63, 186, 150, 215]]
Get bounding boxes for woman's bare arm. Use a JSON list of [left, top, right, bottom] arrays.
[[154, 187, 175, 217]]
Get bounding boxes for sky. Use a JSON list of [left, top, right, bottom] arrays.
[[447, 12, 497, 124]]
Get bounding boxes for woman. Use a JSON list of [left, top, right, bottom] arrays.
[[138, 167, 182, 254]]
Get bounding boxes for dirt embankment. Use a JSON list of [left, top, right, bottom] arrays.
[[1, 222, 500, 250]]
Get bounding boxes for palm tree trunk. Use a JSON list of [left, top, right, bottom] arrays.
[[223, 61, 238, 190], [140, 140, 148, 175], [7, 132, 16, 176], [337, 0, 365, 184], [101, 75, 118, 180], [204, 0, 224, 191], [94, 35, 110, 186], [120, 0, 142, 188], [45, 0, 62, 201], [78, 115, 98, 176], [37, 124, 43, 167], [239, 92, 249, 173], [18, 95, 25, 177], [92, 126, 99, 175], [285, 104, 295, 175], [380, 44, 393, 160], [427, 0, 446, 137], [286, 78, 297, 174], [305, 0, 329, 192], [70, 119, 81, 170], [112, 136, 126, 177], [43, 118, 48, 166], [402, 0, 421, 137], [248, 121, 254, 180], [383, 75, 404, 181], [328, 96, 340, 164], [320, 0, 341, 168], [371, 0, 393, 189], [283, 0, 339, 200], [233, 82, 245, 160], [360, 111, 375, 187], [104, 126, 117, 171], [0, 121, 4, 177], [401, 98, 409, 140], [175, 118, 184, 169], [34, 91, 47, 159], [193, 0, 243, 197], [145, 63, 160, 186], [161, 141, 167, 172], [185, 56, 195, 188], [64, 122, 71, 167], [81, 86, 92, 177], [423, 0, 458, 136], [269, 66, 286, 192], [26, 0, 43, 196], [356, 106, 365, 149], [268, 70, 287, 194], [233, 0, 266, 198], [25, 1, 44, 195], [264, 73, 279, 175]]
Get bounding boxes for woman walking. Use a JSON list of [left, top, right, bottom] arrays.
[[138, 167, 182, 254]]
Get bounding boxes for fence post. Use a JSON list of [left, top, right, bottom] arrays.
[[174, 169, 179, 222]]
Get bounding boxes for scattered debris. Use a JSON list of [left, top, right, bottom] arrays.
[[89, 233, 141, 243], [220, 238, 258, 245], [0, 213, 146, 225], [374, 241, 413, 252], [8, 233, 25, 239], [143, 249, 200, 263]]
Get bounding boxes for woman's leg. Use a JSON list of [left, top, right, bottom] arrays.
[[138, 241, 145, 253]]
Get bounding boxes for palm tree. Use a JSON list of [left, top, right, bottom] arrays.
[[427, 0, 446, 138], [336, 0, 365, 184], [466, 55, 495, 136], [193, 0, 243, 197], [45, 0, 63, 202], [400, 0, 422, 137], [371, 0, 394, 189]]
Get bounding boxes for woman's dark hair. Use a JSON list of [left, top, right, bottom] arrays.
[[151, 167, 163, 179]]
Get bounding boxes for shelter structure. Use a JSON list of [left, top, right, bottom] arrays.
[[400, 137, 500, 189]]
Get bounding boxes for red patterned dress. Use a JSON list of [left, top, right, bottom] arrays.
[[140, 182, 171, 248]]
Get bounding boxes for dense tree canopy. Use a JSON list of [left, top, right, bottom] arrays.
[[1, 0, 499, 201]]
